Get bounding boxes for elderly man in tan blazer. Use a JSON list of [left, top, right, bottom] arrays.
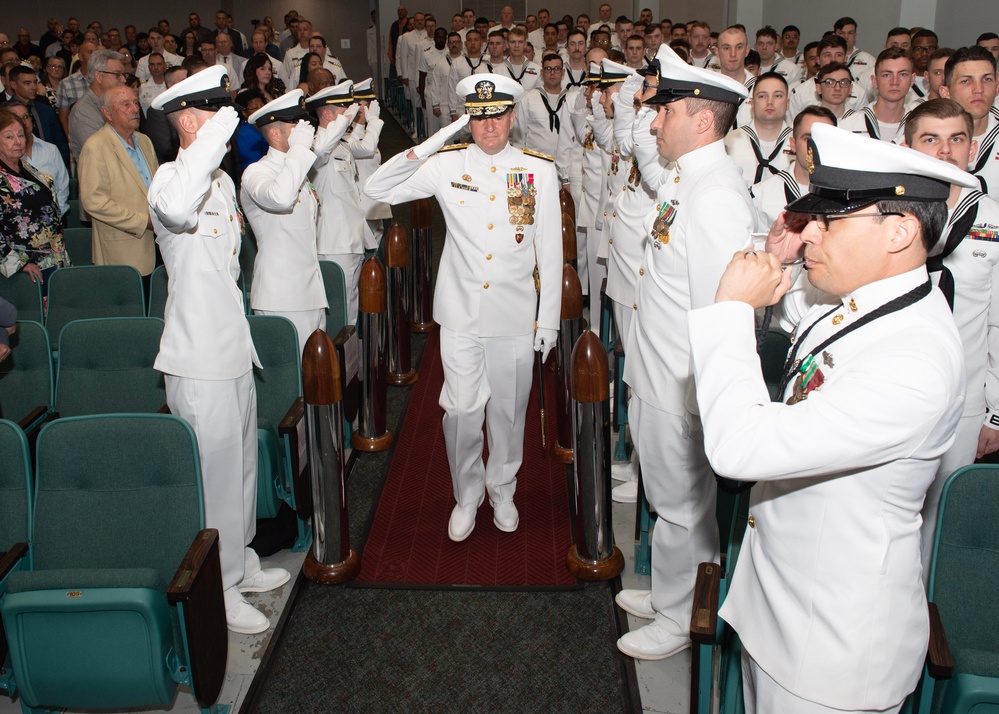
[[79, 84, 159, 291]]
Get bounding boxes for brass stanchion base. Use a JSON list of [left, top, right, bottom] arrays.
[[303, 548, 360, 585], [351, 430, 395, 452], [566, 544, 624, 581], [411, 320, 436, 333], [552, 442, 574, 464], [388, 369, 418, 386]]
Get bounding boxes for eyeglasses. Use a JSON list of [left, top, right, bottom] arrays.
[[99, 70, 128, 78], [541, 66, 563, 72], [809, 211, 904, 231], [911, 45, 938, 53], [819, 78, 853, 88]]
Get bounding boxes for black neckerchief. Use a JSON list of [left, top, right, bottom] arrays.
[[742, 124, 793, 183], [539, 91, 566, 133]]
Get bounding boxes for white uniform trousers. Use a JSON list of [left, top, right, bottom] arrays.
[[742, 650, 904, 714], [439, 328, 535, 508], [365, 219, 384, 252], [920, 411, 981, 582], [426, 108, 445, 136], [584, 226, 606, 334], [612, 299, 633, 355], [165, 371, 257, 593], [255, 309, 326, 358], [319, 252, 364, 327], [631, 395, 719, 630]]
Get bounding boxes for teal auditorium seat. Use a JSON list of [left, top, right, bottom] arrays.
[[61, 226, 93, 266], [0, 414, 230, 714], [911, 464, 999, 713], [45, 265, 146, 347], [247, 315, 311, 551], [0, 273, 43, 323], [55, 317, 166, 417], [148, 264, 169, 318], [0, 419, 32, 699], [319, 259, 349, 333], [0, 321, 53, 432]]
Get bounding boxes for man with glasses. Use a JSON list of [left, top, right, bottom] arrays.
[[69, 48, 127, 164], [811, 62, 855, 120], [511, 53, 571, 166], [790, 35, 865, 119], [909, 29, 939, 80], [691, 122, 974, 713]]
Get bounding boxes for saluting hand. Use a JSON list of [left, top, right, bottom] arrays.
[[408, 113, 470, 160]]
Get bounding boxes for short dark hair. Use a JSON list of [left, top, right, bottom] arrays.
[[817, 35, 848, 54], [754, 71, 788, 91], [756, 26, 778, 42], [903, 98, 973, 145], [911, 29, 939, 44], [792, 105, 837, 135], [876, 199, 947, 252], [9, 65, 37, 83], [944, 45, 996, 86], [816, 61, 851, 81], [745, 49, 761, 67], [541, 53, 563, 65], [886, 27, 910, 40], [781, 25, 800, 36], [833, 17, 858, 31], [803, 41, 820, 56], [235, 88, 264, 108], [685, 97, 737, 138], [978, 32, 999, 43], [875, 46, 911, 71], [566, 28, 586, 42], [181, 55, 208, 73]]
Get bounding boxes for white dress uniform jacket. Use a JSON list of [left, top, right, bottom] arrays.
[[364, 142, 562, 335], [972, 107, 999, 197], [447, 55, 492, 117], [240, 144, 328, 312], [759, 56, 803, 85], [135, 50, 183, 81], [150, 139, 259, 378], [312, 133, 366, 256], [689, 267, 965, 710], [502, 58, 542, 92], [750, 168, 806, 226]]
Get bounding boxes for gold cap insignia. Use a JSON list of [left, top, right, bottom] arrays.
[[475, 80, 495, 100], [224, 76, 231, 92], [895, 185, 905, 195], [806, 147, 815, 175], [693, 88, 700, 95]]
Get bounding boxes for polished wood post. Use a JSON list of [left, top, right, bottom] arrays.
[[301, 329, 360, 584], [385, 224, 417, 386], [553, 263, 582, 464], [351, 257, 394, 452], [410, 198, 436, 332], [559, 186, 576, 223], [561, 211, 578, 265], [566, 330, 624, 581]]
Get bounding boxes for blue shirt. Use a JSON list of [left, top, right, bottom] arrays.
[[115, 130, 153, 189]]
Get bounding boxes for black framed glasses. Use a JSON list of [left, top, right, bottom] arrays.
[[98, 70, 128, 78], [819, 78, 853, 88], [810, 212, 904, 231]]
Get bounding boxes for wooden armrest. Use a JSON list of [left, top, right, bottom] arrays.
[[0, 542, 29, 582], [167, 528, 226, 709], [17, 405, 47, 431], [157, 403, 170, 414], [690, 561, 721, 644], [279, 396, 312, 520], [927, 601, 953, 679]]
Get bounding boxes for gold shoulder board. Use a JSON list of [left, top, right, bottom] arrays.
[[520, 148, 555, 162], [437, 143, 470, 153]]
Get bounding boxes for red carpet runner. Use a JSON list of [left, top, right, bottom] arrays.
[[355, 329, 578, 588]]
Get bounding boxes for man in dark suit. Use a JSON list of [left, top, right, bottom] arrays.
[[8, 65, 70, 166]]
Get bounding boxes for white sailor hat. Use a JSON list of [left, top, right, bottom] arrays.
[[306, 80, 354, 112], [585, 61, 602, 84], [248, 88, 311, 127], [599, 58, 635, 87], [352, 78, 376, 101], [150, 65, 235, 114], [456, 72, 524, 117], [642, 44, 748, 106], [787, 123, 979, 215]]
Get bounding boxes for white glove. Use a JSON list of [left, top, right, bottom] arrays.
[[534, 328, 558, 363], [288, 119, 316, 151], [365, 99, 380, 121], [343, 103, 360, 124], [591, 94, 607, 121], [197, 105, 240, 143], [313, 115, 351, 155], [412, 113, 470, 159], [619, 73, 644, 108], [572, 86, 588, 113]]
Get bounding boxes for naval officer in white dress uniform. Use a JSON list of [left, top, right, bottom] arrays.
[[691, 124, 974, 712], [148, 66, 290, 636], [364, 73, 562, 542]]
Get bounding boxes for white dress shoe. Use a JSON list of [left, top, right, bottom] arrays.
[[238, 566, 291, 594], [616, 619, 691, 660], [612, 479, 639, 504], [615, 588, 655, 619], [449, 493, 484, 542], [226, 596, 270, 635], [491, 500, 519, 532], [611, 461, 638, 483]]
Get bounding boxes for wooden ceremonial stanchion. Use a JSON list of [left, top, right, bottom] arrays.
[[302, 328, 360, 584], [553, 263, 582, 464], [385, 224, 417, 386], [351, 257, 394, 452], [566, 330, 625, 581], [562, 211, 578, 272], [410, 198, 435, 332], [559, 186, 576, 222]]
